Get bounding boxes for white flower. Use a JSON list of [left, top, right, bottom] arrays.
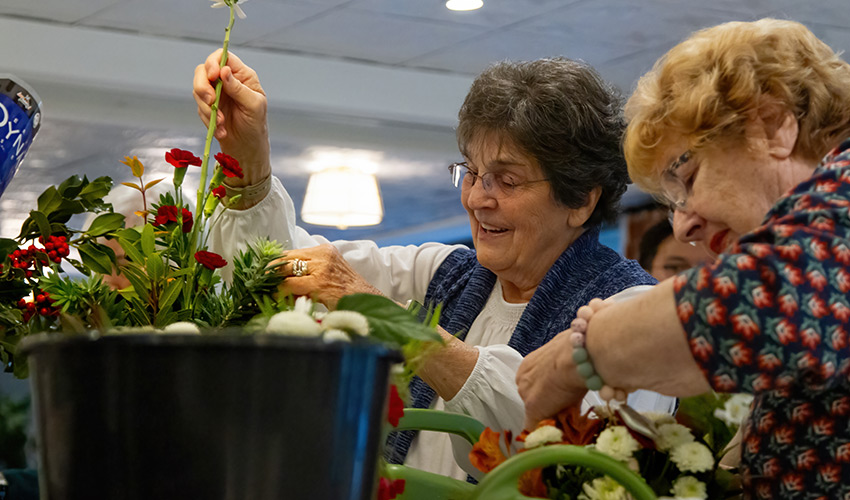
[[293, 296, 313, 316], [595, 426, 640, 462], [577, 476, 628, 500], [670, 442, 714, 473], [656, 423, 695, 451], [671, 476, 707, 499], [322, 329, 351, 343], [643, 411, 677, 426], [713, 393, 754, 427], [266, 311, 322, 336], [210, 0, 248, 19], [523, 425, 564, 449], [321, 310, 370, 337], [161, 321, 201, 334]]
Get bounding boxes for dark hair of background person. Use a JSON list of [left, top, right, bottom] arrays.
[[456, 57, 629, 226], [638, 217, 674, 272]]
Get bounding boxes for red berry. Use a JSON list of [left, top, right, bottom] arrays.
[[53, 257, 62, 263], [25, 270, 33, 278], [36, 294, 45, 303], [45, 243, 54, 251], [39, 307, 49, 316], [17, 298, 26, 308], [48, 251, 57, 259], [26, 302, 35, 312]]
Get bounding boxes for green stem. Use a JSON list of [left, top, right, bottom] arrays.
[[191, 4, 235, 256]]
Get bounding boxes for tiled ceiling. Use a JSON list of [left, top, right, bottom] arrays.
[[1, 0, 849, 245]]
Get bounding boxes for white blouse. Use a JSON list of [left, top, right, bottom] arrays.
[[210, 176, 677, 481]]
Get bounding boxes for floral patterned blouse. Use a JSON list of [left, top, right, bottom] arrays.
[[673, 138, 850, 499]]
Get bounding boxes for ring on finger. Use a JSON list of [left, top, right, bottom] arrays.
[[292, 258, 308, 277]]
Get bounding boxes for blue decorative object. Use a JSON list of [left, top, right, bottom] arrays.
[[0, 75, 41, 200]]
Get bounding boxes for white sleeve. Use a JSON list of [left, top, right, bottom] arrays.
[[210, 176, 322, 281]]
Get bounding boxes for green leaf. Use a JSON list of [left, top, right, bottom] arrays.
[[140, 223, 155, 257], [159, 279, 183, 312], [77, 242, 115, 275], [58, 175, 85, 199], [0, 238, 18, 260], [79, 176, 113, 202], [336, 294, 442, 346], [86, 213, 126, 237], [29, 211, 52, 241], [146, 253, 165, 283], [36, 186, 61, 214], [116, 229, 144, 266], [122, 265, 151, 304]]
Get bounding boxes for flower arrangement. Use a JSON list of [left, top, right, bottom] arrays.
[[0, 0, 440, 379], [470, 393, 752, 500]]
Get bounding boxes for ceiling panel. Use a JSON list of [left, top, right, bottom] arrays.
[[248, 8, 488, 64], [0, 0, 125, 23], [80, 0, 333, 44], [406, 26, 632, 77]]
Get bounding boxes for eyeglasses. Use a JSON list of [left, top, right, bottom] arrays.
[[659, 150, 694, 212], [448, 162, 548, 199]]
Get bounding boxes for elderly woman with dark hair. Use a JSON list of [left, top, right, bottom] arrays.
[[193, 54, 675, 479], [519, 19, 850, 498]]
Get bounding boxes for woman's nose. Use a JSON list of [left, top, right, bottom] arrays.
[[671, 209, 707, 244], [464, 176, 497, 209]]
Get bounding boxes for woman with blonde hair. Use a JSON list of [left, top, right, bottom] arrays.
[[518, 18, 850, 498]]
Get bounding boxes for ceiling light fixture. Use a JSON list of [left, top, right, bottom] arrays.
[[301, 166, 384, 229], [445, 0, 483, 11]]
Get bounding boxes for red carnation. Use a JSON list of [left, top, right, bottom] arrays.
[[194, 250, 227, 270], [387, 384, 404, 427], [165, 148, 202, 169], [212, 185, 227, 199], [154, 205, 194, 233], [214, 152, 244, 179]]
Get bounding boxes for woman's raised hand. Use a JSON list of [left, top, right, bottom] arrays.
[[277, 244, 384, 310], [193, 49, 271, 186]]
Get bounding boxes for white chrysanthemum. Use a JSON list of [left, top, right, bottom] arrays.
[[656, 423, 695, 451], [322, 329, 351, 343], [210, 0, 248, 19], [321, 310, 370, 337], [672, 476, 707, 499], [266, 311, 322, 336], [643, 411, 677, 426], [595, 426, 640, 462], [577, 476, 628, 500], [523, 425, 564, 449], [293, 296, 313, 316], [161, 321, 201, 334], [714, 393, 754, 427], [670, 442, 714, 473]]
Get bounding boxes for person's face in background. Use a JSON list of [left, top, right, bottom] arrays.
[[649, 234, 711, 281]]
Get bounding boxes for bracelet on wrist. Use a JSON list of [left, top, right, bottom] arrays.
[[570, 298, 627, 403], [224, 173, 272, 205]]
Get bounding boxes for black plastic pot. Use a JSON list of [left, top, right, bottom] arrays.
[[21, 333, 400, 500]]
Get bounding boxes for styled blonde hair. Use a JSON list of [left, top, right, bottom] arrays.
[[624, 18, 850, 195]]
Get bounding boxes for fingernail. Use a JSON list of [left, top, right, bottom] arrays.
[[224, 71, 232, 83]]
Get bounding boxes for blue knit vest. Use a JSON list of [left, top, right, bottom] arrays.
[[384, 225, 657, 465]]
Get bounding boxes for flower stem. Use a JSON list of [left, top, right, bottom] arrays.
[[191, 3, 235, 258]]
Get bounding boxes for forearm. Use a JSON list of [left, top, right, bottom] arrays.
[[585, 278, 711, 397], [417, 327, 479, 401]]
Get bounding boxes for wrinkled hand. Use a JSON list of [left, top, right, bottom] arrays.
[[276, 244, 383, 310], [193, 49, 270, 186], [517, 328, 588, 431]]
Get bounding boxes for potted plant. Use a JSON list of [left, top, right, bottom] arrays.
[[0, 2, 440, 498]]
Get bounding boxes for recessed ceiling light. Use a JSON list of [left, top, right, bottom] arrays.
[[446, 0, 483, 11]]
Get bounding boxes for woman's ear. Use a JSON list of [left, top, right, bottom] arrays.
[[567, 186, 602, 228], [761, 108, 799, 160]]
